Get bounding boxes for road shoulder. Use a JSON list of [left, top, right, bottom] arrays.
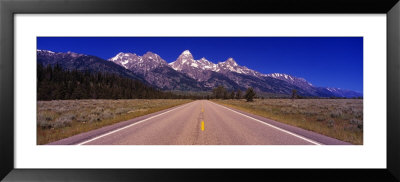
[[209, 101, 351, 145], [48, 101, 195, 145]]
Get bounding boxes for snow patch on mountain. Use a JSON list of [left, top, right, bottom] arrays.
[[182, 50, 192, 56], [108, 51, 167, 74]]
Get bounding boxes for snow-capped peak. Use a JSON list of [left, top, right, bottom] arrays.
[[66, 51, 84, 58], [110, 52, 137, 62], [178, 50, 194, 59], [225, 58, 238, 66], [266, 73, 298, 81], [170, 50, 197, 71], [265, 73, 314, 87], [109, 51, 167, 70], [37, 49, 55, 54], [143, 51, 157, 59], [182, 50, 192, 56]]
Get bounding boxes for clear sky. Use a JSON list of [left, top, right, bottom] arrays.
[[37, 37, 363, 93]]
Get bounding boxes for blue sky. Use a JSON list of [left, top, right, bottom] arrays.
[[37, 37, 363, 93]]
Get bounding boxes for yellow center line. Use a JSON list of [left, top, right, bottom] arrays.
[[201, 102, 204, 131]]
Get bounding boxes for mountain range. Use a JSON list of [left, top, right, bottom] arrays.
[[37, 49, 363, 98]]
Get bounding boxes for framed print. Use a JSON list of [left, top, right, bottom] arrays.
[[1, 0, 399, 181]]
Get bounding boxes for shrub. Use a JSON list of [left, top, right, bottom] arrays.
[[54, 116, 73, 128], [37, 111, 58, 129], [330, 110, 343, 118], [63, 113, 76, 121], [302, 111, 316, 116], [344, 125, 354, 131], [101, 109, 114, 120], [355, 112, 363, 119], [37, 112, 57, 122], [115, 108, 130, 115], [76, 112, 89, 123], [350, 118, 363, 129], [88, 113, 101, 122], [37, 120, 52, 129], [316, 116, 326, 122], [328, 119, 335, 128], [91, 107, 104, 115]]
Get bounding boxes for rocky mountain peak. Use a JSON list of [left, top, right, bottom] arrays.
[[169, 50, 197, 71], [110, 52, 137, 61], [199, 57, 207, 61], [182, 50, 192, 55], [66, 51, 84, 58], [143, 51, 155, 56], [265, 73, 313, 87], [178, 50, 194, 59], [142, 51, 159, 60], [109, 51, 167, 71], [224, 58, 238, 66], [37, 49, 55, 54]]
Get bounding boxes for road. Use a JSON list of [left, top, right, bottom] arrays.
[[49, 100, 350, 145]]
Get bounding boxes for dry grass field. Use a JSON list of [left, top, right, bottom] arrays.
[[213, 99, 363, 144], [37, 99, 192, 144]]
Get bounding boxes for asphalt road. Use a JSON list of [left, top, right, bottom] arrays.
[[49, 100, 350, 145]]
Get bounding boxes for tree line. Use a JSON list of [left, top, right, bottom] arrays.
[[37, 64, 200, 100], [211, 85, 256, 102]]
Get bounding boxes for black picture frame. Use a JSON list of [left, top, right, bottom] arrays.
[[1, 0, 399, 181]]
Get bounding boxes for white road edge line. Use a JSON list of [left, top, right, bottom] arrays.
[[77, 101, 195, 145], [210, 101, 322, 145]]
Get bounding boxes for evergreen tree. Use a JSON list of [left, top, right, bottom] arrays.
[[236, 89, 242, 99], [291, 89, 297, 100], [230, 91, 235, 99], [244, 87, 256, 102], [212, 85, 226, 99], [223, 90, 228, 100]]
